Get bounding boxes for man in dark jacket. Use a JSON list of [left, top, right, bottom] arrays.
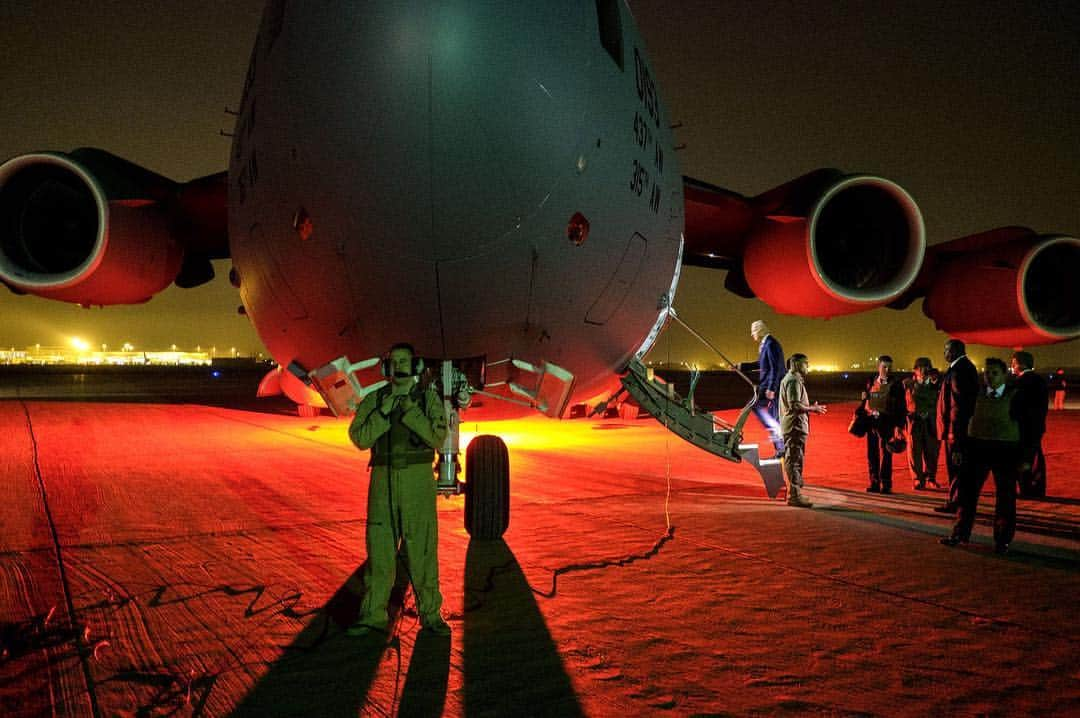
[[862, 355, 906, 493], [934, 338, 979, 513], [750, 320, 785, 457], [1010, 350, 1049, 498]]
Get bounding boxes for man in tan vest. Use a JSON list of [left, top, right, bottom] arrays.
[[940, 357, 1019, 554], [779, 353, 828, 508]]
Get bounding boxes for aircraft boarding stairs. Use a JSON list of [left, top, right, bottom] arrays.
[[612, 359, 785, 498]]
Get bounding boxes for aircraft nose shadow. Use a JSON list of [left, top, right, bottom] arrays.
[[228, 563, 388, 717], [464, 539, 583, 717]]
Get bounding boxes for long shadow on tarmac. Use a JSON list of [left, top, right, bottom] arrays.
[[398, 629, 451, 716], [815, 504, 1080, 570], [229, 563, 393, 717], [1034, 495, 1080, 507], [230, 541, 580, 716], [463, 539, 583, 717]]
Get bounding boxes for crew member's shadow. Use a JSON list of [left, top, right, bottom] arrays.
[[229, 541, 580, 716], [229, 561, 394, 717], [463, 539, 583, 717], [397, 620, 451, 716]]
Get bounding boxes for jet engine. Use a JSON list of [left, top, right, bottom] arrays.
[[0, 149, 221, 306], [913, 229, 1080, 346], [683, 169, 925, 317]]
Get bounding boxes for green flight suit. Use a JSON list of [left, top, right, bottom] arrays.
[[349, 380, 448, 628]]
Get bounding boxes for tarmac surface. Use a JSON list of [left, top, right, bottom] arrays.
[[1, 387, 1078, 716]]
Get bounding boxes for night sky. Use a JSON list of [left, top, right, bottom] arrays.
[[1, 1, 1077, 369]]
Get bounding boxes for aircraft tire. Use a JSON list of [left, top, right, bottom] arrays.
[[465, 435, 510, 539]]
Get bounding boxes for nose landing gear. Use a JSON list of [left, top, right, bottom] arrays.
[[309, 354, 571, 540], [435, 361, 511, 539], [463, 435, 510, 539]]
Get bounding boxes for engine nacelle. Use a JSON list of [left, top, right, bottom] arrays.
[[742, 173, 925, 317], [0, 151, 183, 305], [922, 232, 1080, 346]]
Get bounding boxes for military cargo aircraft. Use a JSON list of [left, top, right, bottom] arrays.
[[1, 2, 1076, 536]]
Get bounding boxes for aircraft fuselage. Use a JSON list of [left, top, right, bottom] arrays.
[[228, 1, 683, 405]]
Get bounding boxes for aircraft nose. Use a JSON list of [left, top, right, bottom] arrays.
[[422, 5, 593, 259], [295, 4, 595, 262]]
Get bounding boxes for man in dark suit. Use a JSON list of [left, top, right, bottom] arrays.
[[1010, 350, 1049, 498], [750, 320, 785, 457], [934, 338, 979, 513]]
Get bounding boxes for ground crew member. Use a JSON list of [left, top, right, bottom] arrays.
[[1051, 370, 1067, 410], [904, 357, 941, 490], [347, 342, 451, 636], [779, 353, 828, 508], [940, 358, 1019, 554]]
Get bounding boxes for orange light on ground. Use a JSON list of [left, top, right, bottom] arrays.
[[458, 417, 608, 452], [5, 398, 1079, 715]]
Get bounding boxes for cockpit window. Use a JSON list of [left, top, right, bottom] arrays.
[[596, 0, 624, 70]]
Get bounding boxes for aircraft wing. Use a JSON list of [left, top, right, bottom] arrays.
[[682, 171, 1079, 347], [0, 148, 228, 306]]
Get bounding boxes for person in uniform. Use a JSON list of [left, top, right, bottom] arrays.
[[862, 355, 906, 494], [1010, 351, 1049, 498], [904, 357, 941, 490], [779, 353, 828, 508], [347, 342, 451, 636], [750, 320, 786, 457], [941, 358, 1020, 554], [1051, 369, 1067, 411], [934, 338, 979, 513]]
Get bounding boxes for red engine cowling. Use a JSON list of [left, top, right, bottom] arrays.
[[921, 230, 1080, 346], [0, 151, 184, 305], [683, 170, 925, 317], [741, 173, 925, 317]]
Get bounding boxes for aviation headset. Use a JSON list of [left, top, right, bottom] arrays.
[[381, 342, 424, 377]]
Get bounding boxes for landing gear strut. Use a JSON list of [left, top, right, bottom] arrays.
[[434, 360, 511, 539], [309, 354, 573, 540]]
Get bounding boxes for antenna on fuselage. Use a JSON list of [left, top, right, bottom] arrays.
[[220, 106, 240, 137]]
